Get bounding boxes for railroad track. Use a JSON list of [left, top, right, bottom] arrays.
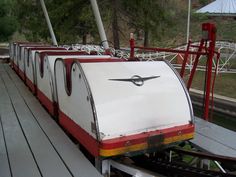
[[133, 158, 235, 177], [131, 147, 236, 177]]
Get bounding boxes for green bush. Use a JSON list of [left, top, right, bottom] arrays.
[[0, 1, 18, 41], [0, 16, 18, 41]]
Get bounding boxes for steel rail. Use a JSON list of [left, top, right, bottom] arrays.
[[171, 147, 236, 164], [132, 155, 236, 177]]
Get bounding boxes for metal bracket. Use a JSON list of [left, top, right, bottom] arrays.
[[102, 160, 161, 177]]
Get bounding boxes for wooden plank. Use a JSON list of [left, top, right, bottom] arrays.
[[0, 117, 11, 177], [1, 67, 72, 177], [191, 117, 236, 158], [195, 118, 236, 150], [191, 132, 236, 158], [0, 67, 41, 177], [4, 64, 103, 177], [0, 63, 11, 177]]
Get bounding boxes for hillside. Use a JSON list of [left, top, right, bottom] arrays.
[[108, 1, 236, 48], [2, 0, 235, 48]]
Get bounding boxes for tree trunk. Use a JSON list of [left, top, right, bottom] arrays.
[[143, 12, 149, 47], [82, 34, 87, 45], [144, 29, 149, 47], [112, 0, 120, 49]]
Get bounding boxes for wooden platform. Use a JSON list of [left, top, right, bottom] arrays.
[[191, 117, 236, 158], [0, 63, 102, 177]]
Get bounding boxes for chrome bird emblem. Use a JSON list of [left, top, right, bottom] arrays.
[[109, 75, 160, 86]]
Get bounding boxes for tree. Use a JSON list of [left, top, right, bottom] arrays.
[[14, 0, 48, 41], [97, 0, 121, 49], [0, 0, 18, 41], [11, 0, 177, 47], [121, 0, 173, 47], [46, 0, 98, 44], [111, 0, 120, 49], [13, 0, 98, 44]]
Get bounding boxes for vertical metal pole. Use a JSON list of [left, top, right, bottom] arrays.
[[39, 0, 58, 46], [90, 0, 109, 50], [187, 0, 191, 43], [180, 40, 191, 78], [204, 24, 216, 121], [129, 33, 135, 59], [187, 39, 205, 90]]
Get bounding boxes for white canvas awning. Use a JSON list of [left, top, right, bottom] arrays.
[[196, 0, 236, 16]]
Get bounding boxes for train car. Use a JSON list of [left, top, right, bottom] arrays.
[[54, 58, 194, 158], [25, 47, 66, 93], [18, 43, 49, 80], [9, 42, 15, 62], [11, 42, 29, 71], [34, 51, 96, 116], [12, 42, 45, 74], [19, 46, 56, 81]]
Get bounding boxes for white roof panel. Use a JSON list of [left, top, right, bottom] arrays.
[[196, 0, 236, 15]]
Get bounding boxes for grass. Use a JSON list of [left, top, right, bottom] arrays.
[[182, 69, 236, 131], [189, 71, 236, 99], [187, 69, 236, 131], [149, 10, 236, 48]]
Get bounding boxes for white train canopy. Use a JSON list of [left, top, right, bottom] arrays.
[[196, 0, 236, 16]]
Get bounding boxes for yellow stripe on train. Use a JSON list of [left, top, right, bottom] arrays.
[[100, 133, 194, 157]]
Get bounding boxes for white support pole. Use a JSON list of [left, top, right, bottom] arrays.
[[187, 0, 191, 43], [39, 0, 58, 46], [214, 161, 226, 173], [90, 0, 109, 50]]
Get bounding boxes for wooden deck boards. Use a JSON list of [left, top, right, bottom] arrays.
[[0, 65, 41, 177], [191, 117, 236, 158], [0, 111, 11, 177], [0, 63, 102, 177]]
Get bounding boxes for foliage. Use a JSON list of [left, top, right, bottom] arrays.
[[0, 0, 18, 42], [10, 0, 176, 47], [121, 0, 174, 46], [14, 0, 46, 42], [199, 0, 212, 6], [0, 17, 18, 41], [3, 0, 236, 47], [13, 0, 99, 44], [47, 0, 98, 44]]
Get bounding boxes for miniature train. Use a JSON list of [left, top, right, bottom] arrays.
[[9, 42, 194, 158]]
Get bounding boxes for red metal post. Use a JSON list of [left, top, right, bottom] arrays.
[[180, 40, 191, 78], [134, 46, 206, 55], [129, 33, 135, 60], [104, 49, 112, 55], [187, 39, 205, 90], [202, 23, 216, 121]]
